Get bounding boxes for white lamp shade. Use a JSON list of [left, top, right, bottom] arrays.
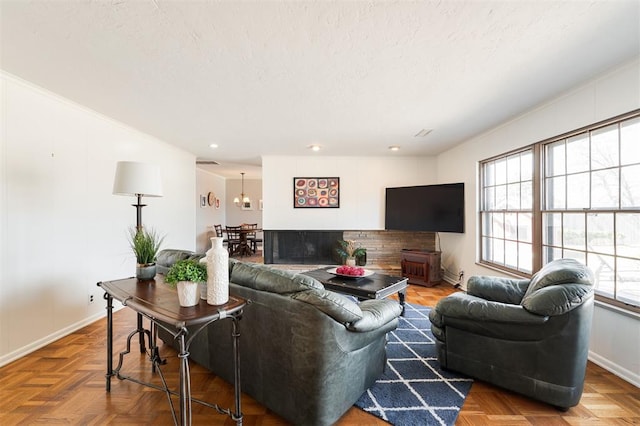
[[113, 161, 163, 197]]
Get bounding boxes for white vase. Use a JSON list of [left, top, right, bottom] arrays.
[[176, 281, 199, 307], [206, 237, 229, 305], [345, 257, 356, 267]]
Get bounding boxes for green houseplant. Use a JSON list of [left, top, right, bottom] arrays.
[[335, 240, 367, 266], [165, 259, 207, 307], [128, 227, 164, 280]]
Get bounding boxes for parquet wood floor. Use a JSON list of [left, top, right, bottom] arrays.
[[1, 276, 638, 425]]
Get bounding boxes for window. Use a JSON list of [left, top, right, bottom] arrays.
[[480, 149, 534, 274], [480, 111, 640, 311]]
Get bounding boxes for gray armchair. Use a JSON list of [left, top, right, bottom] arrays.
[[429, 258, 595, 409]]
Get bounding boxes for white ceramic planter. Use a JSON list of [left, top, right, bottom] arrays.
[[176, 281, 200, 307]]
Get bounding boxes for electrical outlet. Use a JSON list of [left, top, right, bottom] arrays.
[[88, 294, 94, 304]]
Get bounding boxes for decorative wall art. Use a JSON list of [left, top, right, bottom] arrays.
[[293, 177, 340, 208]]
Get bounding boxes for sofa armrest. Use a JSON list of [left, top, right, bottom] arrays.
[[467, 275, 530, 304], [347, 299, 403, 332]]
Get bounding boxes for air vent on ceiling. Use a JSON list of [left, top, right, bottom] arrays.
[[196, 160, 219, 165], [414, 129, 433, 138]]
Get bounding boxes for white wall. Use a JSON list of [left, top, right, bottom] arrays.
[[262, 156, 437, 230], [436, 59, 640, 387], [0, 72, 197, 366], [196, 168, 226, 253]]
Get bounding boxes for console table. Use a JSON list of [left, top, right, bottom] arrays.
[[400, 249, 442, 287], [98, 276, 246, 426]]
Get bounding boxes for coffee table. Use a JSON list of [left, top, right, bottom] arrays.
[[303, 267, 408, 314]]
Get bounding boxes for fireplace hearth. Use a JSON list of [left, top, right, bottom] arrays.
[[264, 230, 343, 264]]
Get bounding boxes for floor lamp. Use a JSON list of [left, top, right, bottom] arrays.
[[112, 161, 163, 230], [112, 161, 163, 353]]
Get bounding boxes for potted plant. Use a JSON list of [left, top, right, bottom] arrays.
[[165, 259, 208, 307], [335, 240, 367, 266], [128, 227, 164, 280]]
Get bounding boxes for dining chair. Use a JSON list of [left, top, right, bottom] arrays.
[[225, 225, 243, 255], [242, 223, 262, 252], [214, 224, 228, 247]]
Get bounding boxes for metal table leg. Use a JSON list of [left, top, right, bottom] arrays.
[[104, 292, 113, 392]]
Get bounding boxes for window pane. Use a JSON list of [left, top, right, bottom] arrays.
[[542, 212, 562, 246], [495, 184, 507, 209], [518, 212, 532, 243], [518, 242, 532, 273], [495, 158, 507, 185], [505, 241, 518, 268], [521, 181, 532, 209], [621, 164, 640, 208], [507, 154, 520, 183], [507, 183, 520, 209], [521, 151, 533, 181], [617, 257, 640, 306], [492, 212, 504, 239], [566, 133, 590, 173], [484, 187, 495, 210], [621, 117, 640, 166], [492, 238, 505, 264], [563, 213, 585, 251], [617, 213, 640, 258], [505, 213, 517, 240], [482, 237, 492, 261], [591, 169, 619, 208], [587, 213, 614, 255], [484, 161, 496, 186], [544, 246, 562, 264], [482, 213, 492, 237], [589, 253, 615, 298], [567, 172, 590, 209], [545, 176, 566, 209], [591, 124, 619, 170], [564, 249, 586, 264], [546, 140, 565, 176]]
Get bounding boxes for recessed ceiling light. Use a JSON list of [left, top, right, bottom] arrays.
[[308, 144, 322, 152], [209, 143, 219, 149], [414, 129, 433, 138], [389, 146, 401, 151]]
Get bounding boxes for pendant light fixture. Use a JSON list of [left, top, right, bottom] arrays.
[[233, 172, 250, 207]]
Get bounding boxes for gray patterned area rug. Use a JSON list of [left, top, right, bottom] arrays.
[[355, 303, 473, 426]]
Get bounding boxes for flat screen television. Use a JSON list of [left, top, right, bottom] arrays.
[[385, 183, 465, 233]]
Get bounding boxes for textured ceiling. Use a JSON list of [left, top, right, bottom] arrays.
[[1, 0, 639, 178]]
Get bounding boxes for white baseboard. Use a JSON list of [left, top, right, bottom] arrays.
[[0, 309, 112, 368], [588, 351, 640, 388]]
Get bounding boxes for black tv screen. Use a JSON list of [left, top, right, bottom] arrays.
[[385, 183, 465, 233]]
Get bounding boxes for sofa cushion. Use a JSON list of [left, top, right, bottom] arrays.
[[157, 249, 195, 267], [522, 259, 594, 301], [292, 288, 364, 323], [230, 261, 324, 294], [348, 299, 402, 332]]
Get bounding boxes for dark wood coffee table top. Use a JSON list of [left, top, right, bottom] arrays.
[[302, 266, 408, 301]]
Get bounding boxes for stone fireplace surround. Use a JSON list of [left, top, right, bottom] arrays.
[[264, 230, 436, 273]]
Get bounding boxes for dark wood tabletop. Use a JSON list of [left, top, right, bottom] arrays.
[[98, 275, 246, 328]]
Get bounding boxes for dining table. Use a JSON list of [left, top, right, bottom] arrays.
[[224, 226, 262, 257]]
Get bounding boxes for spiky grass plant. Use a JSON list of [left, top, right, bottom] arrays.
[[128, 227, 164, 265]]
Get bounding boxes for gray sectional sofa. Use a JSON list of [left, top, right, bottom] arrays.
[[158, 254, 402, 425]]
